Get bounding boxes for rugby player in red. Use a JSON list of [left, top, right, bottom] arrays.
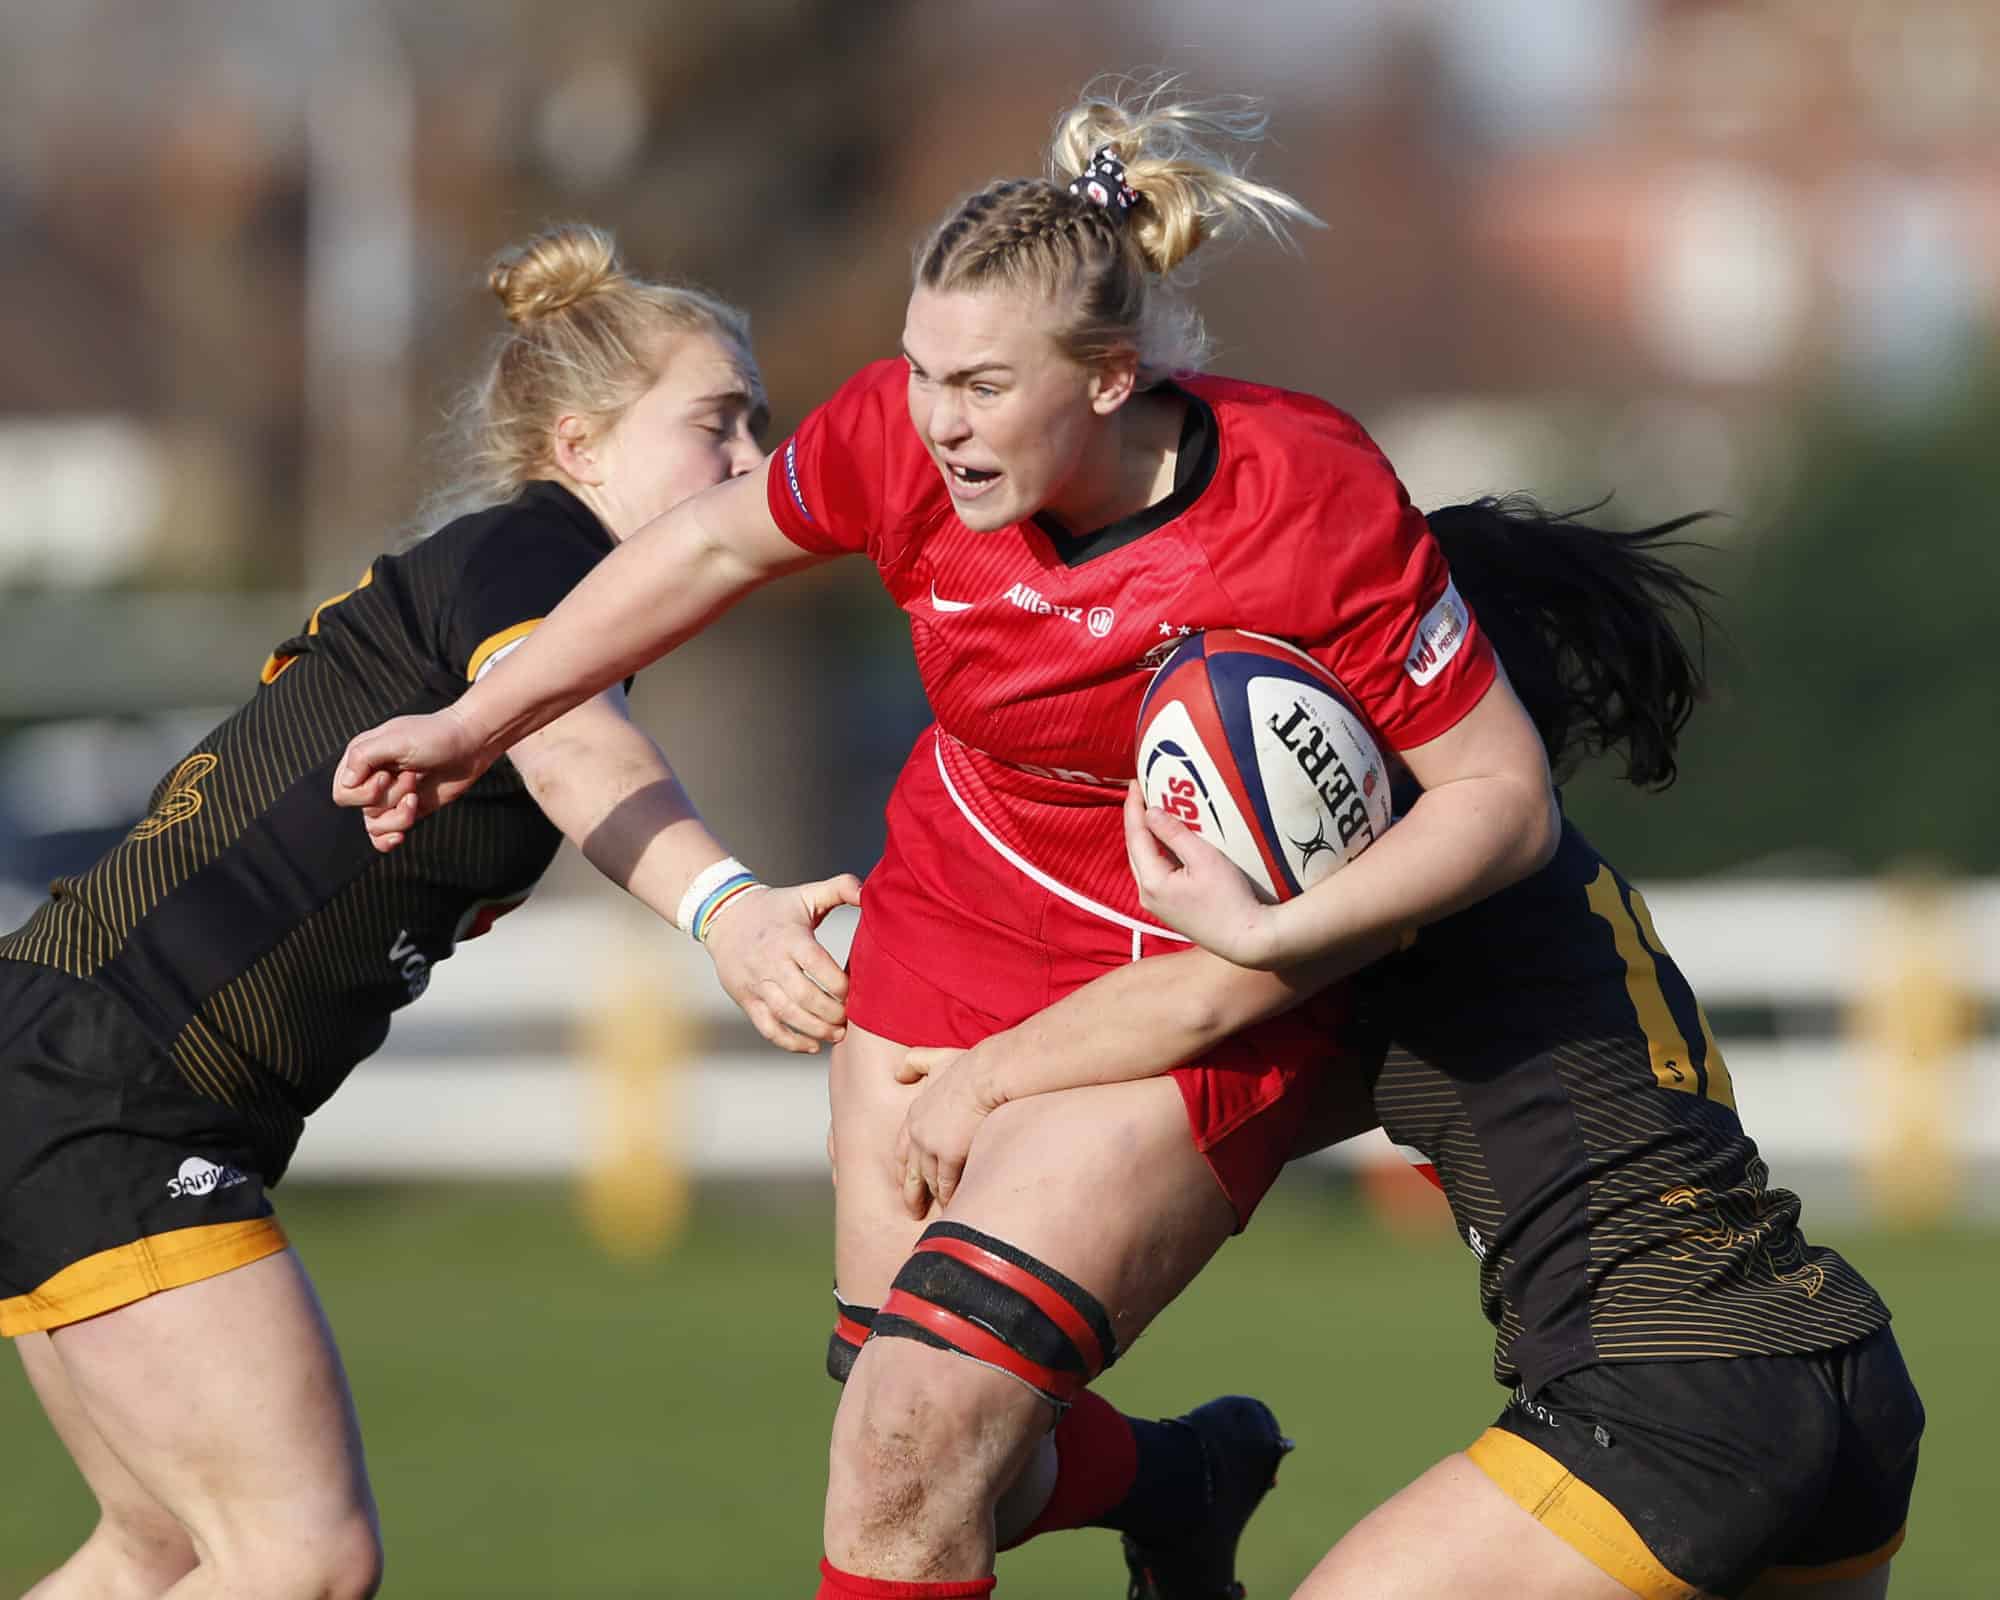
[[335, 81, 1560, 1598], [899, 499, 1924, 1600]]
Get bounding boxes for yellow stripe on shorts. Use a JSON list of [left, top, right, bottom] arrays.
[[0, 1217, 290, 1337], [1467, 1426, 1702, 1600], [1756, 1525, 1905, 1585]]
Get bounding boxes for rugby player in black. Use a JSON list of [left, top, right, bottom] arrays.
[[0, 225, 858, 1600], [895, 498, 1921, 1599]]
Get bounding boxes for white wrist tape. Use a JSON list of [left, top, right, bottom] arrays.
[[675, 855, 756, 935]]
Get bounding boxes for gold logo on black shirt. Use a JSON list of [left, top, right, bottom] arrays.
[[132, 753, 220, 840]]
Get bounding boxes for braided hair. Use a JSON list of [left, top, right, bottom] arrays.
[[915, 76, 1320, 382]]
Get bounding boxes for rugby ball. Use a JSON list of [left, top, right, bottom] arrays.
[[1135, 630, 1390, 902]]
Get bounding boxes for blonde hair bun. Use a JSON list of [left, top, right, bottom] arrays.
[[487, 223, 621, 325]]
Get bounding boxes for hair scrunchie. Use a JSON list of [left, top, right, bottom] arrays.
[[1067, 146, 1141, 223]]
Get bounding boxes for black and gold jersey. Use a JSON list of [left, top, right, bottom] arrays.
[[0, 481, 617, 1178], [1357, 818, 1890, 1396]]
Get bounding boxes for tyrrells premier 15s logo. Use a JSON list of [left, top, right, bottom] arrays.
[[1404, 579, 1470, 686]]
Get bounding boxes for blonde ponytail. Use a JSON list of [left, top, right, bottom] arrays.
[[916, 75, 1319, 381]]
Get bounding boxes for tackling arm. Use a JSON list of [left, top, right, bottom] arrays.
[[510, 684, 860, 1052], [334, 457, 830, 835]]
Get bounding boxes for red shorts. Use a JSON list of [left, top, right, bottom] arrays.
[[847, 732, 1343, 1226]]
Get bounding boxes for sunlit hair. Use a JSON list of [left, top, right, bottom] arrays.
[[914, 75, 1322, 383], [416, 223, 756, 532], [1426, 496, 1721, 789]]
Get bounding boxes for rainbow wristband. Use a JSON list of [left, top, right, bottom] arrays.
[[675, 856, 756, 934], [690, 873, 762, 944]]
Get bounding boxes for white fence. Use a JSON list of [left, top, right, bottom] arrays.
[[290, 882, 2000, 1222]]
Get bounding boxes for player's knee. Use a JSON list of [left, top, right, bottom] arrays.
[[828, 1349, 982, 1553], [870, 1221, 1118, 1407], [212, 1507, 383, 1600]]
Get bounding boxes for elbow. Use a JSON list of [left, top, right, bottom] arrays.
[[1520, 781, 1561, 873], [1174, 957, 1284, 1045]]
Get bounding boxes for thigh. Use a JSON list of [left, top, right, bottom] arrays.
[[1293, 1453, 1637, 1600], [942, 1075, 1238, 1353], [46, 1247, 375, 1559], [17, 1330, 194, 1555], [829, 1023, 932, 1304]]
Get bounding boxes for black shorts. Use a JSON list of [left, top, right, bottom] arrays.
[[0, 961, 287, 1337], [1468, 1328, 1923, 1598]]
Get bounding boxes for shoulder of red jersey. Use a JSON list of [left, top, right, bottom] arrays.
[[1181, 373, 1383, 449], [768, 357, 941, 565], [1178, 373, 1495, 752]]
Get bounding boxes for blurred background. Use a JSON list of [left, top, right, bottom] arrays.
[[1, 0, 1995, 1594]]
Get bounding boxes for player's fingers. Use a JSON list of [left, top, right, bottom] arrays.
[[749, 998, 817, 1055], [334, 729, 404, 797], [791, 938, 851, 1004], [761, 972, 838, 1036], [1143, 804, 1203, 869], [936, 1152, 964, 1210], [1124, 789, 1175, 892], [898, 1047, 956, 1084], [901, 1155, 929, 1219], [1136, 788, 1168, 888], [338, 768, 389, 809], [780, 1004, 839, 1045], [804, 873, 864, 919], [782, 970, 845, 1029]]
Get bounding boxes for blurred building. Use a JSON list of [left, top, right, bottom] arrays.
[[1, 0, 1996, 884]]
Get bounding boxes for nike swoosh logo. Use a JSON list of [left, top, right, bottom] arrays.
[[930, 582, 974, 613]]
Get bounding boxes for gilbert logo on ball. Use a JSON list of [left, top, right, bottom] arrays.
[[1135, 629, 1390, 902]]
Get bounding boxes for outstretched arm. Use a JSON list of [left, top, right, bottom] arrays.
[[508, 685, 860, 1053], [335, 457, 830, 845]]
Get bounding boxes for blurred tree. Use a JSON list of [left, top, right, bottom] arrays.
[[1566, 355, 2000, 877]]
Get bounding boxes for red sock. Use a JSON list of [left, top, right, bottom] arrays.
[[1005, 1388, 1140, 1547], [815, 1558, 996, 1598]]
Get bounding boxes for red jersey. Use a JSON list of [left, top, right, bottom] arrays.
[[769, 358, 1496, 924]]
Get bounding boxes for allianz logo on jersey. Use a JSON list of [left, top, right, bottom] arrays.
[[167, 1156, 250, 1199], [1005, 582, 1114, 639]]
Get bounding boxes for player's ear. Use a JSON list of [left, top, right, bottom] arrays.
[[1086, 348, 1140, 417], [552, 414, 603, 485]]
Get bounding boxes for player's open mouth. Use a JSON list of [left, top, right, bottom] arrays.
[[945, 463, 1000, 498]]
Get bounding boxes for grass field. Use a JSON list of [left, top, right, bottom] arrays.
[[0, 1172, 1988, 1598]]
